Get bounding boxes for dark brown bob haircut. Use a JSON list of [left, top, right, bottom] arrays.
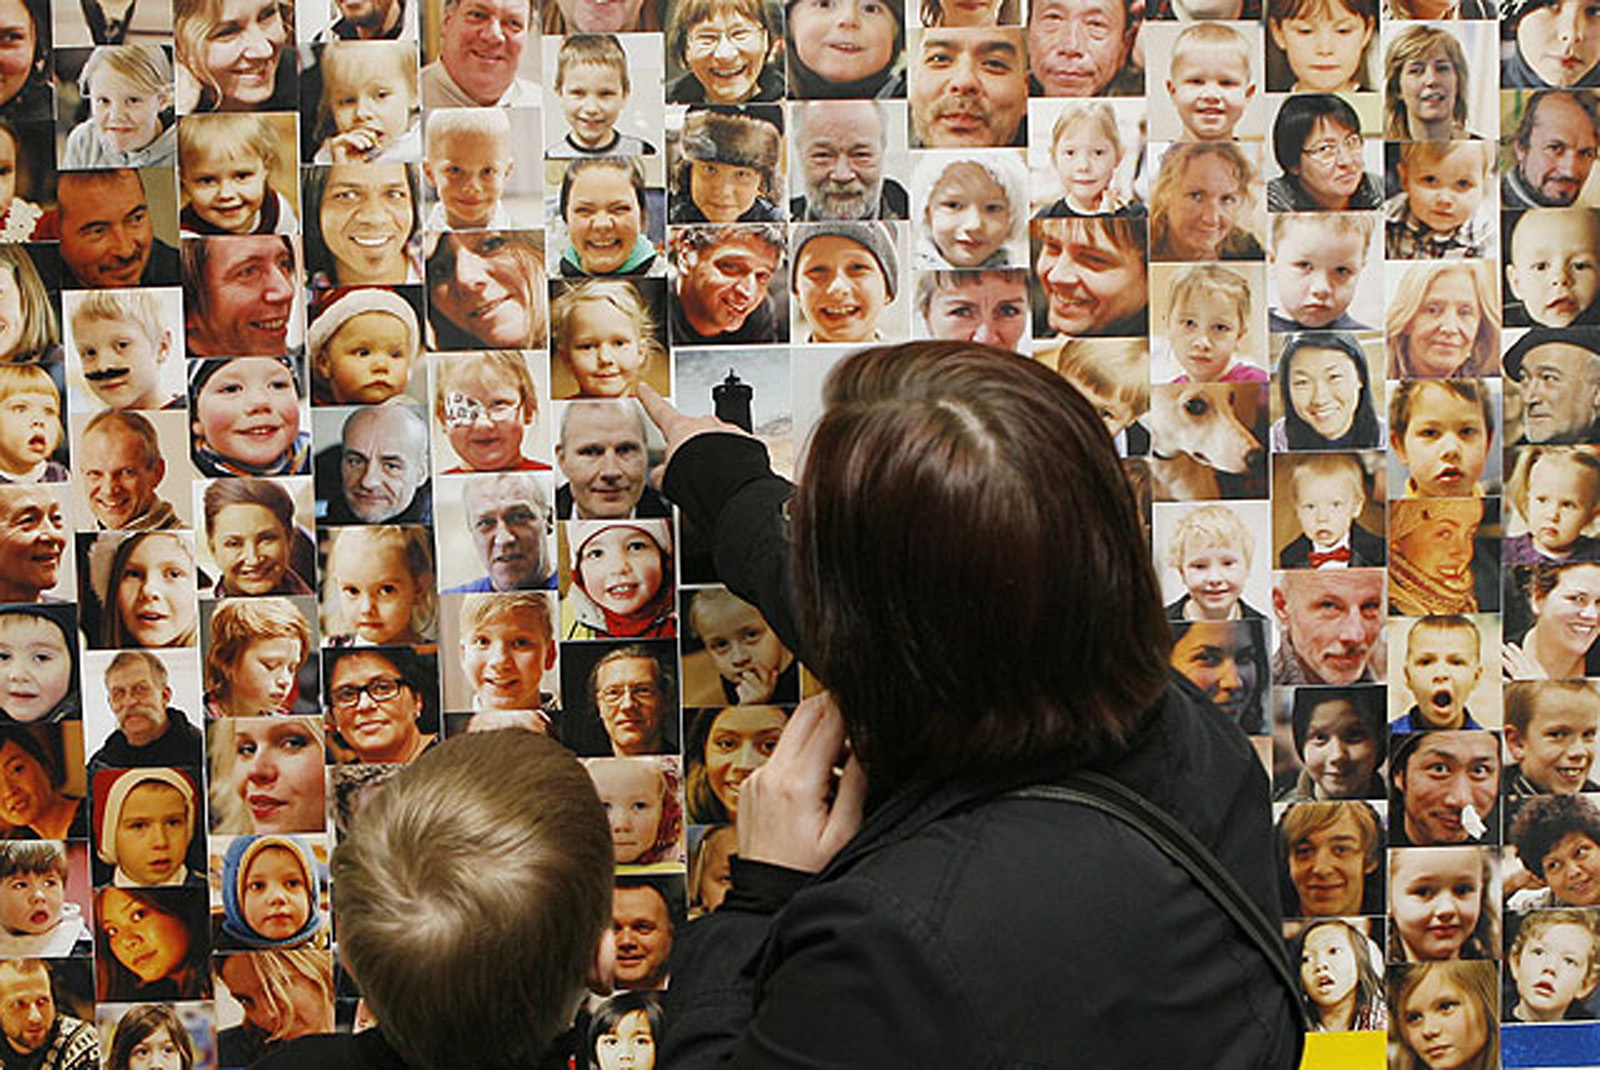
[[791, 341, 1171, 789]]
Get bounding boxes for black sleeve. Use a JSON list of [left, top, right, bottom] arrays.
[[660, 433, 805, 659]]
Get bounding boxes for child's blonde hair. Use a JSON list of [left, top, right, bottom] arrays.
[[424, 107, 512, 157], [1165, 503, 1253, 572], [1288, 452, 1366, 506], [550, 281, 665, 367], [215, 950, 335, 1044], [69, 290, 166, 353], [1052, 337, 1150, 412], [1171, 22, 1252, 78], [1165, 264, 1252, 332], [178, 113, 280, 174], [79, 43, 173, 98], [1049, 101, 1122, 159], [318, 41, 418, 138], [325, 525, 437, 639], [555, 33, 631, 94], [204, 597, 312, 695], [1397, 140, 1493, 184], [0, 365, 60, 407], [1510, 908, 1600, 987], [435, 351, 537, 425], [1269, 211, 1378, 255], [460, 590, 555, 644], [1508, 446, 1600, 521]]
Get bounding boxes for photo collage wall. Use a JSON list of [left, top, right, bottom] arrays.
[[0, 0, 1595, 1063]]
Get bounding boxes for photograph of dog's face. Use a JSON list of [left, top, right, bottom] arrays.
[[1147, 382, 1269, 501]]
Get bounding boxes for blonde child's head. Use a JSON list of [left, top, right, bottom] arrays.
[[324, 525, 436, 645], [0, 842, 66, 936], [1050, 102, 1122, 211], [1165, 503, 1252, 618], [1166, 23, 1256, 141], [586, 756, 681, 866], [1288, 453, 1367, 549], [79, 44, 173, 156], [70, 290, 173, 410], [422, 108, 514, 231], [204, 597, 312, 716], [178, 113, 280, 234], [555, 35, 631, 151], [550, 281, 663, 399], [0, 248, 55, 364], [319, 41, 419, 159], [1508, 907, 1599, 1022], [1396, 141, 1493, 238], [1052, 336, 1149, 437], [435, 351, 537, 472], [1388, 962, 1498, 1070], [1268, 212, 1376, 329], [0, 365, 60, 476], [307, 288, 419, 405], [1164, 264, 1252, 382], [916, 155, 1025, 270], [1510, 447, 1600, 557], [687, 587, 793, 703], [458, 591, 557, 712]]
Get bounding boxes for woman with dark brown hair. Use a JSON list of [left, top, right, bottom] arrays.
[[643, 342, 1302, 1065]]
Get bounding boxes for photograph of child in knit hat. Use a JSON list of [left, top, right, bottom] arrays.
[[548, 279, 670, 400], [911, 150, 1027, 271], [545, 33, 665, 159], [668, 105, 786, 223], [561, 520, 676, 640], [585, 755, 685, 868], [64, 289, 183, 413], [790, 219, 903, 343], [320, 526, 437, 647], [178, 113, 300, 237], [91, 767, 204, 888], [1030, 99, 1145, 219], [681, 587, 798, 706], [216, 834, 326, 951], [58, 45, 177, 171], [307, 288, 423, 407], [0, 842, 92, 958], [189, 358, 313, 479], [1503, 0, 1600, 89], [0, 605, 79, 723], [433, 351, 551, 474], [1387, 498, 1501, 617], [1151, 263, 1269, 384]]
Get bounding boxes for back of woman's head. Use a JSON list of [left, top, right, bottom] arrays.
[[792, 342, 1170, 788]]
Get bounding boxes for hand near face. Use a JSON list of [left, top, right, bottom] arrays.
[[736, 692, 867, 874]]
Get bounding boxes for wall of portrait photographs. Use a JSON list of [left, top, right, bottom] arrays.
[[0, 0, 1593, 1063]]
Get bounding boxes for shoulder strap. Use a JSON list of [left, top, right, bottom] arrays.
[[1010, 771, 1311, 1042]]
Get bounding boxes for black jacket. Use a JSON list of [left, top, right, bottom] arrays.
[[86, 707, 203, 783], [658, 433, 1302, 1069]]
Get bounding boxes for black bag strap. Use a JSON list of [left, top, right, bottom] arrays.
[[1010, 770, 1311, 1041]]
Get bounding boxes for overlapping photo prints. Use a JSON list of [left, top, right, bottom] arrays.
[[0, 0, 1594, 1062]]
